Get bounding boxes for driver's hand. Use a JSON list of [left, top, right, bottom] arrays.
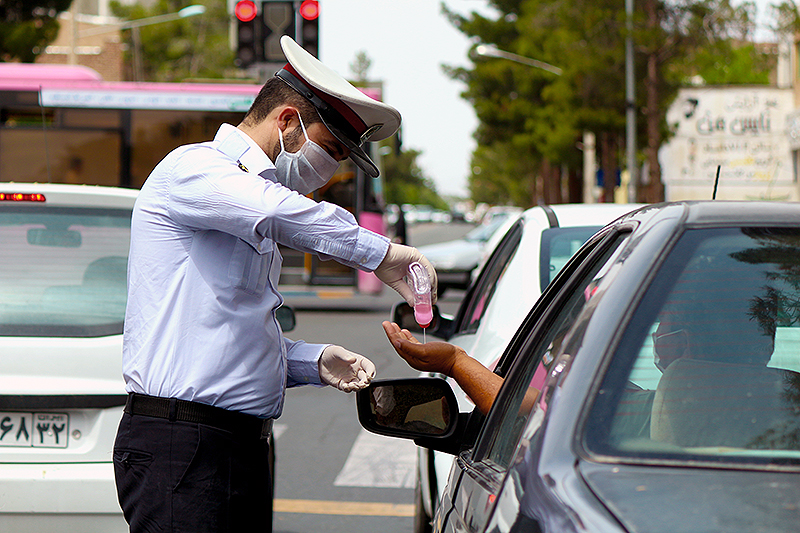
[[382, 321, 464, 376]]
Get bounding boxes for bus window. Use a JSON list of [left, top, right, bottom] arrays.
[[0, 128, 121, 186], [129, 109, 245, 188]]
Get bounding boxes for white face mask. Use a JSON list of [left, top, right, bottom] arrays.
[[274, 114, 339, 195]]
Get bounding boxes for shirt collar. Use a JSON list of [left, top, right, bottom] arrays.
[[214, 124, 275, 176]]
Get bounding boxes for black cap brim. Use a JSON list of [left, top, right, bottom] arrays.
[[318, 115, 380, 178], [276, 67, 381, 178]]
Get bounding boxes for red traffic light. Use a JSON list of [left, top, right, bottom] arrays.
[[235, 0, 258, 22], [299, 0, 319, 20]]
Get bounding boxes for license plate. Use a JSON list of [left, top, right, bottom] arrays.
[[0, 412, 69, 448]]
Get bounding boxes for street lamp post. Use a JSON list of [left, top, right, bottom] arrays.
[[79, 5, 207, 36], [74, 5, 206, 81], [625, 0, 637, 203], [474, 44, 563, 76]]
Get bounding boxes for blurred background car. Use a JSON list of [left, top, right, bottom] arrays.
[[363, 201, 800, 533], [416, 207, 522, 295], [395, 202, 643, 533]]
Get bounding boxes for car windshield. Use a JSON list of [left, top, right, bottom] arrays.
[[0, 205, 131, 337], [586, 227, 800, 466], [539, 226, 602, 290]]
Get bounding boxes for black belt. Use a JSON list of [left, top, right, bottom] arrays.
[[125, 393, 273, 439]]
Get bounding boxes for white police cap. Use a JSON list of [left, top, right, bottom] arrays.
[[275, 36, 401, 178]]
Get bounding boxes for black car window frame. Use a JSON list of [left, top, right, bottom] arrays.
[[490, 224, 630, 380], [444, 230, 617, 498], [453, 219, 524, 337], [467, 227, 634, 468]]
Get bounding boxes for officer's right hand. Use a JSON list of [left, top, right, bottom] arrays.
[[373, 243, 438, 306]]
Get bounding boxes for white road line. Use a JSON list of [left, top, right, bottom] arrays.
[[333, 429, 418, 489]]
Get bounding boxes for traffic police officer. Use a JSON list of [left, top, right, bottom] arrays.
[[113, 36, 437, 532]]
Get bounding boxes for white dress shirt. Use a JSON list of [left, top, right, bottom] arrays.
[[123, 124, 390, 418]]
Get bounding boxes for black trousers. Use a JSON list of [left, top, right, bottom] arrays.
[[113, 412, 273, 533]]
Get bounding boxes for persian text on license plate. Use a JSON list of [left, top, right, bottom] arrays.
[[0, 412, 69, 448]]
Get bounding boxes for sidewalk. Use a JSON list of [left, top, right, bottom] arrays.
[[279, 284, 465, 315]]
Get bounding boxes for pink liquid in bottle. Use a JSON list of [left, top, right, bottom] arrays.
[[414, 301, 433, 329], [407, 262, 433, 329]]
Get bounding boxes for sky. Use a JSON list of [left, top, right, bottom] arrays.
[[319, 0, 780, 199], [320, 0, 492, 198]]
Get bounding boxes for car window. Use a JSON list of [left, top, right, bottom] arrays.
[[0, 205, 132, 337], [474, 230, 632, 469], [586, 227, 800, 466], [538, 226, 602, 291], [456, 220, 523, 335]]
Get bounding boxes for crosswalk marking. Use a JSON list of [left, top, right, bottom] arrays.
[[333, 429, 417, 489]]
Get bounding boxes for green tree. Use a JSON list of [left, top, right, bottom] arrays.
[[691, 42, 774, 85], [469, 140, 537, 206], [349, 51, 372, 83], [110, 0, 234, 82], [0, 0, 74, 62], [446, 0, 775, 206], [446, 0, 629, 206], [635, 0, 766, 201]]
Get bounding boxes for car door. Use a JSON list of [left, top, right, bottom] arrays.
[[417, 220, 526, 529], [437, 227, 633, 533]]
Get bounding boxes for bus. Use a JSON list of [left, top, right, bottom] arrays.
[[0, 63, 387, 293]]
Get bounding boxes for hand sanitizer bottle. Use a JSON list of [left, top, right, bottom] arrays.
[[407, 261, 433, 329]]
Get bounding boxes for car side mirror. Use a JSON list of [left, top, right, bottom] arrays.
[[391, 302, 454, 339], [276, 305, 296, 332], [356, 378, 459, 439]]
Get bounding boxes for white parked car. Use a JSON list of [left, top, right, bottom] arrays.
[[394, 203, 643, 533], [0, 183, 136, 531], [0, 183, 291, 532]]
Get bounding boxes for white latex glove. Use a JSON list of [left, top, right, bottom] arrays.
[[373, 243, 438, 306], [319, 345, 377, 392]]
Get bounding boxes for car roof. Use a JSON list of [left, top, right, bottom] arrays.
[[527, 203, 646, 228], [680, 200, 800, 225], [0, 183, 138, 208]]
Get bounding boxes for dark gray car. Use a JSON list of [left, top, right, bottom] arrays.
[[359, 201, 800, 532]]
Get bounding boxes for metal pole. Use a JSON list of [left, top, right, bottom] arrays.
[[625, 0, 637, 202], [79, 5, 206, 36]]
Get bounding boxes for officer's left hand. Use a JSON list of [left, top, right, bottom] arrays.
[[319, 345, 376, 392]]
